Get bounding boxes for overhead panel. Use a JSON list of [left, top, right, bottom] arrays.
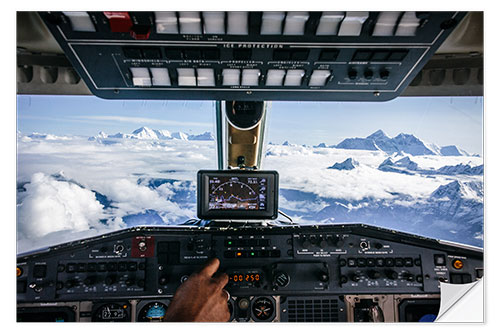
[[39, 11, 466, 101]]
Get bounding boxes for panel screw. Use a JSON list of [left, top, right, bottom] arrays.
[[374, 91, 380, 97]]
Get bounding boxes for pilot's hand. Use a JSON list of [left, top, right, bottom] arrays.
[[163, 258, 230, 322]]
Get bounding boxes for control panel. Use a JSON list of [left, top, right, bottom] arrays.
[[17, 224, 483, 322], [38, 11, 466, 101]]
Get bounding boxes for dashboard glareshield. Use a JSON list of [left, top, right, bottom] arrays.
[[197, 170, 278, 220]]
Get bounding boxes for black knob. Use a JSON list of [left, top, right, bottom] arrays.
[[340, 275, 348, 284], [274, 271, 290, 287], [351, 273, 362, 282], [105, 275, 116, 286], [405, 273, 415, 282], [56, 281, 64, 290], [380, 69, 390, 80], [335, 238, 345, 248], [309, 235, 318, 245], [367, 270, 381, 279], [374, 242, 383, 250], [137, 279, 145, 288], [302, 237, 312, 248], [319, 272, 329, 282], [84, 276, 96, 286], [364, 69, 374, 79], [348, 69, 358, 80], [386, 270, 399, 280], [126, 278, 135, 287]]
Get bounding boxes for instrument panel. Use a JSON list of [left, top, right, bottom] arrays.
[[38, 11, 466, 101], [17, 224, 483, 322]]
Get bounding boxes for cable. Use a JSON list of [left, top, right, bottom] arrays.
[[278, 210, 295, 224]]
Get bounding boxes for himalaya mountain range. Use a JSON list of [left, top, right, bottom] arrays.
[[16, 128, 483, 253]]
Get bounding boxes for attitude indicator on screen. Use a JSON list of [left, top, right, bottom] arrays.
[[208, 176, 267, 211]]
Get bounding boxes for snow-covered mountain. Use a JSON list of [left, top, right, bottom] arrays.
[[331, 130, 468, 156], [378, 156, 419, 174], [327, 158, 358, 170], [436, 163, 483, 175], [88, 127, 213, 141]]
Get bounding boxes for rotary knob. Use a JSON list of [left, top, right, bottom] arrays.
[[386, 270, 399, 280], [318, 271, 329, 282], [84, 276, 96, 286], [351, 273, 362, 282], [367, 270, 381, 279], [105, 275, 116, 286], [274, 271, 290, 288]]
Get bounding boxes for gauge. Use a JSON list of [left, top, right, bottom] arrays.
[[138, 302, 168, 322], [92, 303, 129, 322], [209, 177, 261, 210], [251, 297, 275, 321]]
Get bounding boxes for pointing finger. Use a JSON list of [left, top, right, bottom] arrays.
[[199, 258, 220, 277]]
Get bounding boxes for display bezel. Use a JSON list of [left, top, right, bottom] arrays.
[[197, 170, 279, 220]]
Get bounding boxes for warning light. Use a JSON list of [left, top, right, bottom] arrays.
[[123, 305, 128, 309], [452, 259, 464, 270], [236, 252, 242, 257], [16, 267, 22, 277]]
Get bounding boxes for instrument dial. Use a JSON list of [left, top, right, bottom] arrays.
[[251, 297, 275, 321], [138, 302, 168, 322]]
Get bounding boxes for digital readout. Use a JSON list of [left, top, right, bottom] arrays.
[[229, 273, 261, 283]]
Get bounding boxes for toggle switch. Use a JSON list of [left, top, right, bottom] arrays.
[[196, 68, 215, 87], [222, 69, 241, 86], [283, 12, 309, 35], [150, 68, 171, 86], [260, 12, 285, 35], [63, 12, 96, 32], [179, 12, 202, 34], [130, 67, 151, 86], [316, 12, 345, 35], [284, 69, 305, 86], [241, 69, 261, 86], [338, 11, 369, 36], [103, 12, 133, 33], [266, 69, 286, 86], [395, 12, 420, 36], [309, 70, 331, 86], [155, 11, 178, 34], [203, 11, 225, 34], [227, 12, 248, 35], [177, 68, 197, 86], [372, 12, 402, 36]]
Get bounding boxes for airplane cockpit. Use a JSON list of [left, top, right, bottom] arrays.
[[16, 10, 484, 322]]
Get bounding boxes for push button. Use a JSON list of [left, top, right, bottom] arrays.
[[347, 258, 356, 267], [404, 258, 413, 267], [76, 263, 87, 272], [33, 265, 47, 278], [434, 254, 446, 266], [66, 263, 77, 273], [395, 258, 404, 267]]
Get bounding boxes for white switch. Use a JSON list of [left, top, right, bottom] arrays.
[[196, 68, 215, 86], [177, 68, 197, 86], [63, 12, 96, 32], [241, 69, 261, 86], [372, 12, 401, 36], [316, 12, 344, 35], [222, 69, 241, 86], [179, 12, 202, 34], [266, 69, 286, 86], [155, 12, 178, 34], [283, 12, 309, 35], [130, 67, 151, 86], [309, 70, 331, 86], [203, 12, 225, 34], [395, 12, 420, 36], [150, 68, 171, 86], [338, 12, 369, 36], [284, 69, 305, 86], [260, 12, 285, 35], [227, 12, 248, 35]]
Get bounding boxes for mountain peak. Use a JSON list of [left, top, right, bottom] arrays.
[[367, 129, 389, 139]]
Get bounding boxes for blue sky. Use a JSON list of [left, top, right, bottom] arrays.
[[17, 95, 483, 155]]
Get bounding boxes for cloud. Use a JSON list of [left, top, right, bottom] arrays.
[[17, 173, 111, 248], [72, 115, 211, 128]]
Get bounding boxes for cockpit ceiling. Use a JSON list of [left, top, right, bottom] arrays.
[[16, 11, 483, 98]]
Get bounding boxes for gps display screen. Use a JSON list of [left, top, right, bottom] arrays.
[[198, 170, 278, 220], [208, 176, 267, 211]]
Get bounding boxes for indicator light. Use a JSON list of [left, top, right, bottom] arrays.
[[228, 241, 232, 245], [236, 252, 242, 257], [17, 267, 22, 277], [452, 259, 464, 270], [250, 252, 255, 256]]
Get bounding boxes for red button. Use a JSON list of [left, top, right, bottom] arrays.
[[103, 12, 133, 33]]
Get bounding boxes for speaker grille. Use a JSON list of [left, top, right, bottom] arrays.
[[287, 298, 341, 322]]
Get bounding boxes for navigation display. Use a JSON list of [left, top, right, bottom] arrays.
[[208, 176, 267, 211], [198, 170, 278, 220]]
